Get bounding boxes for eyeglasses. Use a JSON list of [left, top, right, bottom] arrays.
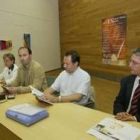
[[129, 60, 140, 65]]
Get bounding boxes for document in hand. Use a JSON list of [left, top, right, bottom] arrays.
[[30, 86, 53, 105], [5, 103, 49, 126], [87, 118, 140, 140]]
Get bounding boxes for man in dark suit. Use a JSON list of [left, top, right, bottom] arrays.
[[113, 48, 140, 122]]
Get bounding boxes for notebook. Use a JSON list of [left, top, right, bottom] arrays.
[[30, 86, 53, 105], [5, 103, 49, 126]]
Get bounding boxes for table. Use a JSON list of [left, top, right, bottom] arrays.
[[0, 93, 140, 140]]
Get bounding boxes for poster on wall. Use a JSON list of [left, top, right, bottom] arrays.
[[102, 14, 127, 66], [0, 40, 12, 50], [24, 34, 31, 49]]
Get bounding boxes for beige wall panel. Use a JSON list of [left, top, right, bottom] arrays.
[[59, 0, 140, 78]]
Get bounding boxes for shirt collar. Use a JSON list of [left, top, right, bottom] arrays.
[[136, 76, 140, 84], [70, 67, 80, 75], [8, 64, 14, 71]]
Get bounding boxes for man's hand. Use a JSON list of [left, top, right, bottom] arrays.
[[115, 112, 136, 121], [7, 87, 18, 94], [44, 94, 58, 102], [121, 115, 136, 121], [1, 85, 10, 94], [0, 79, 6, 85], [115, 112, 129, 120]]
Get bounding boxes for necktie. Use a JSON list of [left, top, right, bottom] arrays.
[[129, 80, 140, 116]]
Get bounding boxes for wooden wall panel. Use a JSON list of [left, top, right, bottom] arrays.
[[59, 0, 140, 79]]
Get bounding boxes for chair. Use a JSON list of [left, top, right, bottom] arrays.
[[46, 76, 59, 96], [84, 86, 97, 109], [46, 76, 56, 87]]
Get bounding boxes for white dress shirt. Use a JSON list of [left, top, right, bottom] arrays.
[[51, 67, 91, 105]]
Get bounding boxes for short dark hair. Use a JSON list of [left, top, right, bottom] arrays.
[[3, 53, 15, 63], [65, 50, 80, 65], [18, 47, 32, 55]]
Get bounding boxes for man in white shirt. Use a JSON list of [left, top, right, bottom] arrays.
[[41, 50, 91, 105], [0, 53, 18, 84]]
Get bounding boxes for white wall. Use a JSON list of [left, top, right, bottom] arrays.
[[0, 0, 60, 72]]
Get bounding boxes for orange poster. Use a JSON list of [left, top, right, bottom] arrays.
[[102, 14, 127, 66]]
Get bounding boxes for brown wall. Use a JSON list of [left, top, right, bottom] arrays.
[[59, 0, 140, 79]]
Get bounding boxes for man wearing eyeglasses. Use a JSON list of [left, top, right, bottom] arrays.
[[113, 48, 140, 122]]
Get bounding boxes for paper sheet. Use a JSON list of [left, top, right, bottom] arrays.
[[30, 86, 53, 105], [9, 103, 44, 116], [30, 86, 43, 96], [87, 118, 140, 140]]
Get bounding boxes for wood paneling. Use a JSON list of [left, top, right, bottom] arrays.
[[92, 76, 119, 114], [59, 0, 140, 78]]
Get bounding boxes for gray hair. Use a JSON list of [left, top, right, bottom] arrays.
[[132, 48, 140, 57]]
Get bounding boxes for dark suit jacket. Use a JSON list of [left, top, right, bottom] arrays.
[[113, 75, 140, 122]]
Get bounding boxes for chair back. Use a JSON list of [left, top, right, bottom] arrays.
[[46, 76, 59, 96], [46, 76, 56, 87], [84, 86, 97, 109]]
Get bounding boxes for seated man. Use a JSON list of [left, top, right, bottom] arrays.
[[0, 53, 18, 84], [41, 50, 91, 105], [6, 47, 48, 94], [113, 48, 140, 122]]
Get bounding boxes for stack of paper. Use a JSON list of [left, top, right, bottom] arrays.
[[87, 118, 140, 140], [6, 103, 49, 126]]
